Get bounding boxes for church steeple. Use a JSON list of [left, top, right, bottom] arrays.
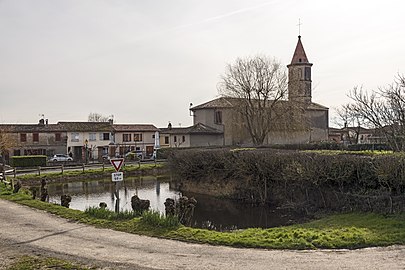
[[290, 36, 309, 64], [287, 36, 313, 104]]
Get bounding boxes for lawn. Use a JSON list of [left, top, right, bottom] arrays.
[[1, 184, 404, 250]]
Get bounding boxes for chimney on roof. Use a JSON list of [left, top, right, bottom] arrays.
[[108, 118, 113, 125], [45, 119, 48, 126], [39, 119, 45, 126], [168, 122, 172, 130]]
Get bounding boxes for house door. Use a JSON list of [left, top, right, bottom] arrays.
[[146, 146, 154, 158]]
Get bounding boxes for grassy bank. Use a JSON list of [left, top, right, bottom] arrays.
[[1, 185, 404, 250], [6, 255, 95, 270]]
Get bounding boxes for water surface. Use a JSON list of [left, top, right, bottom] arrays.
[[47, 176, 308, 231]]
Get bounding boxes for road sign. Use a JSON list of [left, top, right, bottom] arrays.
[[112, 172, 123, 182], [110, 158, 124, 172]]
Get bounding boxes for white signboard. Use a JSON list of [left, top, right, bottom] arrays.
[[112, 172, 123, 182]]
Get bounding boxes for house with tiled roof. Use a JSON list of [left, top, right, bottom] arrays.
[[190, 36, 329, 146], [0, 119, 67, 161], [159, 122, 223, 148], [58, 121, 115, 161], [113, 124, 159, 158]]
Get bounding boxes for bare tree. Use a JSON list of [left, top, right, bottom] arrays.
[[0, 127, 14, 182], [334, 103, 364, 144], [88, 113, 110, 122], [347, 75, 405, 151], [218, 55, 289, 145]]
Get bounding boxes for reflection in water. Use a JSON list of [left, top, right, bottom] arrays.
[[47, 176, 309, 231], [48, 176, 179, 214]]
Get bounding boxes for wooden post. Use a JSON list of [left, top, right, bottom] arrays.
[[38, 166, 41, 176], [13, 168, 16, 178], [82, 164, 85, 173], [102, 162, 105, 171], [61, 165, 64, 174], [138, 161, 141, 168]]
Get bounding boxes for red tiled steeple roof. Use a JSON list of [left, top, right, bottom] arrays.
[[290, 36, 309, 64]]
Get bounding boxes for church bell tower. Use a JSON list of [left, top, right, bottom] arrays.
[[287, 35, 313, 104]]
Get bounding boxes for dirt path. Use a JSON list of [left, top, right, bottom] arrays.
[[0, 199, 405, 270]]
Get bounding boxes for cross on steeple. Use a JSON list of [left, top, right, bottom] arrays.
[[297, 18, 302, 36]]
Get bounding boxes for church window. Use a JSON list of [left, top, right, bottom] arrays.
[[214, 110, 222, 124], [304, 67, 311, 80]]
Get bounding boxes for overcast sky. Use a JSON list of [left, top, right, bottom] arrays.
[[1, 0, 404, 128]]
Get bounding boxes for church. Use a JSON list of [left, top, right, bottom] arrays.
[[165, 36, 329, 147]]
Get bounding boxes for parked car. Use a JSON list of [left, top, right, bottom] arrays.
[[125, 151, 143, 160], [50, 154, 73, 162]]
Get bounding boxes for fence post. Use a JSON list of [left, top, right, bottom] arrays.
[[38, 166, 41, 176], [14, 168, 16, 178], [138, 161, 141, 168], [61, 165, 64, 174], [102, 162, 105, 171], [82, 164, 85, 173]]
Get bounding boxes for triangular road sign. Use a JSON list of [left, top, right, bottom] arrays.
[[110, 158, 124, 172]]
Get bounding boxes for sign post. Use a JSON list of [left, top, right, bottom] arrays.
[[110, 158, 124, 212]]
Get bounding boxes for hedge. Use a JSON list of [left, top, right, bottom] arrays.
[[167, 148, 405, 214], [10, 155, 47, 167]]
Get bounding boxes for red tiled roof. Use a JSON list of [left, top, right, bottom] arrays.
[[160, 123, 223, 135], [0, 124, 65, 132], [113, 124, 159, 132], [58, 122, 113, 132], [191, 97, 328, 111]]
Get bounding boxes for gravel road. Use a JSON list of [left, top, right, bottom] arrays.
[[0, 199, 405, 270]]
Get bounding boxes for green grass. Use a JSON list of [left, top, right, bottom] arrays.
[[6, 255, 95, 270], [140, 210, 180, 229], [85, 206, 141, 220], [302, 150, 395, 156], [15, 163, 165, 181], [1, 184, 405, 250]]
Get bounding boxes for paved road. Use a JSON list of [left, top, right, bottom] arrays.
[[1, 199, 405, 270]]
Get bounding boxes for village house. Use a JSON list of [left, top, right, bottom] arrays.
[[58, 121, 115, 161], [159, 122, 223, 148], [113, 124, 159, 158], [0, 119, 67, 162]]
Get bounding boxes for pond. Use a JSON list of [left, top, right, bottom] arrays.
[[47, 176, 308, 231]]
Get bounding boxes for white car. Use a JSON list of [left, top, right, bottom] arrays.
[[50, 154, 73, 162]]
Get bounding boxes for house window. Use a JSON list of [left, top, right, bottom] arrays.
[[101, 133, 110, 141], [182, 136, 185, 142], [20, 133, 27, 142], [89, 133, 97, 141], [33, 133, 39, 142], [71, 133, 79, 142], [214, 110, 222, 124], [174, 136, 177, 143], [14, 149, 21, 156], [55, 133, 61, 142], [164, 136, 169, 144], [123, 133, 132, 142], [134, 133, 142, 142]]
